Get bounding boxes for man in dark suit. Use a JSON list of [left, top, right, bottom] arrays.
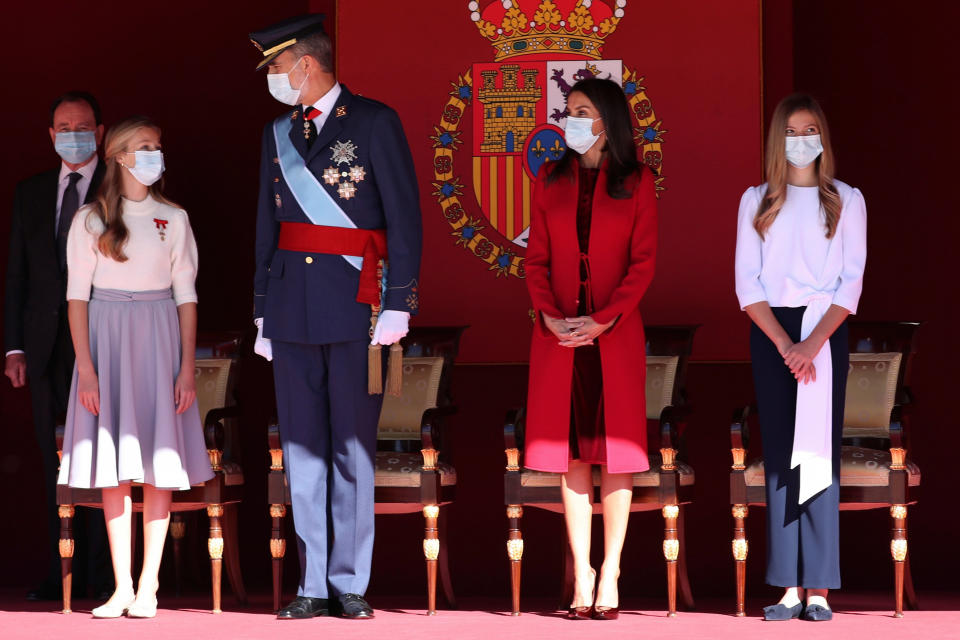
[[4, 91, 111, 601], [250, 15, 421, 620]]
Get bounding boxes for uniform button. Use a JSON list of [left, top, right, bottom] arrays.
[[305, 256, 313, 264]]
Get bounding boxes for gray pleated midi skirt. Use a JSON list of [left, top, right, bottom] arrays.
[[57, 288, 214, 491]]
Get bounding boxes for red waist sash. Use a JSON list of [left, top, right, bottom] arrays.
[[277, 222, 388, 306]]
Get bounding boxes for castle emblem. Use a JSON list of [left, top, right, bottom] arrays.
[[430, 0, 666, 278]]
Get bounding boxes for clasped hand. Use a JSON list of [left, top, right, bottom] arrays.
[[779, 338, 821, 385], [543, 313, 614, 347]]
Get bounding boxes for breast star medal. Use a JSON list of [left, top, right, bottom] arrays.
[[325, 140, 366, 200], [153, 218, 168, 241]]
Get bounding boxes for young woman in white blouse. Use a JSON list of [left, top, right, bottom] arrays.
[[735, 94, 867, 622], [57, 116, 213, 618]]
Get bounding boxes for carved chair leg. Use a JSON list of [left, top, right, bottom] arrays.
[[59, 505, 75, 614], [437, 506, 457, 609], [677, 505, 695, 610], [662, 505, 679, 617], [170, 513, 186, 597], [270, 504, 286, 613], [422, 505, 440, 615], [732, 505, 749, 617], [506, 505, 524, 616], [223, 504, 247, 605], [890, 504, 908, 618], [207, 504, 224, 614], [904, 552, 919, 610]]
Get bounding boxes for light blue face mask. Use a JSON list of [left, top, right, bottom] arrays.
[[125, 150, 165, 186], [54, 131, 97, 164]]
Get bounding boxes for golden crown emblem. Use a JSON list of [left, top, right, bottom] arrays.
[[469, 0, 626, 61]]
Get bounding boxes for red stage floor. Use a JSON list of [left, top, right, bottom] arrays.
[[0, 591, 957, 640]]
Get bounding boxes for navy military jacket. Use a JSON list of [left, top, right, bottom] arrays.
[[254, 85, 422, 345]]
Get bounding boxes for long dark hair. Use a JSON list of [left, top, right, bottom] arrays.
[[546, 78, 641, 199]]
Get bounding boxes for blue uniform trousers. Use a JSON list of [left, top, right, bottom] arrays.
[[272, 339, 383, 598], [751, 306, 848, 589]]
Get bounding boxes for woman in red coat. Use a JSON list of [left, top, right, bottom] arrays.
[[525, 78, 657, 620]]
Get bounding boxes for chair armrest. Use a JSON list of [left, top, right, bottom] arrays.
[[420, 405, 458, 450], [504, 408, 526, 452], [659, 404, 692, 452], [889, 404, 908, 448], [730, 405, 751, 469], [204, 405, 240, 430]]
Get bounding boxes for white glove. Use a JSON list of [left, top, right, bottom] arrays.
[[371, 310, 410, 346], [254, 317, 273, 361]]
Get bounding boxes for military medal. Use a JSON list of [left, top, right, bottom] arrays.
[[326, 140, 366, 200], [153, 218, 168, 241]]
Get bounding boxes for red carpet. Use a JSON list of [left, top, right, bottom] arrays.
[[1, 592, 957, 640]]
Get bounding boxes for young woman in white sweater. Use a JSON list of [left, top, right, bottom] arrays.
[[58, 116, 212, 618], [735, 94, 867, 621]]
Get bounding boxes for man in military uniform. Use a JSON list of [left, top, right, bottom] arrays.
[[249, 14, 421, 620]]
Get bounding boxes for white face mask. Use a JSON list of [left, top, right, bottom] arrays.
[[124, 150, 165, 186], [785, 134, 823, 169], [267, 57, 308, 106], [564, 116, 603, 155]]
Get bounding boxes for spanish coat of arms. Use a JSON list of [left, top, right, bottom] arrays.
[[430, 0, 666, 278]]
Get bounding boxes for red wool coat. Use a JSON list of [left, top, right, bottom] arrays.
[[524, 161, 657, 473]]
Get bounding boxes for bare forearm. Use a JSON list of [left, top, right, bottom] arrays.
[[805, 305, 849, 350], [177, 302, 197, 370], [743, 301, 791, 353], [67, 300, 94, 374]]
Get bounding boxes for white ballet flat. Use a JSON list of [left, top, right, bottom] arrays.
[[126, 596, 158, 618], [91, 594, 136, 618]]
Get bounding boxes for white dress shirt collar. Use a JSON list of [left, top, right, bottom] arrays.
[[305, 82, 341, 132], [59, 154, 99, 183]]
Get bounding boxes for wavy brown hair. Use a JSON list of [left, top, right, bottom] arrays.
[[755, 94, 842, 239], [87, 116, 178, 261]]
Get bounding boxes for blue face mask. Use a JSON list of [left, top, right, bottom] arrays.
[[54, 131, 97, 164]]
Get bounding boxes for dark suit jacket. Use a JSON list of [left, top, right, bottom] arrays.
[[4, 161, 105, 377], [254, 85, 422, 345]]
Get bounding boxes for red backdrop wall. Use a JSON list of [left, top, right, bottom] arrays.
[[0, 0, 955, 603], [334, 1, 763, 364]]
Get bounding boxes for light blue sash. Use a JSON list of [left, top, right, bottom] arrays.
[[273, 116, 361, 271]]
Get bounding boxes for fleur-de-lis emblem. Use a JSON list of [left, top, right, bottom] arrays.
[[531, 139, 547, 159], [549, 139, 565, 159]]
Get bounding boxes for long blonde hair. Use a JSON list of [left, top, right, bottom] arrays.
[[755, 94, 842, 239], [88, 116, 179, 261]]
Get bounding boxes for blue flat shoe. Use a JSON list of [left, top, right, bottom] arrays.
[[762, 602, 803, 620], [801, 603, 833, 621]]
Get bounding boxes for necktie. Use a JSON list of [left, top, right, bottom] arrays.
[[303, 106, 321, 148], [57, 172, 82, 272]]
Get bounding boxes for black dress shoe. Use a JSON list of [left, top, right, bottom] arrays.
[[762, 602, 803, 620], [276, 596, 331, 619], [337, 593, 374, 619], [801, 603, 833, 621]]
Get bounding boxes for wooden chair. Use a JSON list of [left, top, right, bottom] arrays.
[[267, 326, 465, 615], [56, 334, 247, 614], [502, 325, 698, 616], [729, 321, 922, 617]]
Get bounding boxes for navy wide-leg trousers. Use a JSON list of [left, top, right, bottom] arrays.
[[750, 306, 848, 589]]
